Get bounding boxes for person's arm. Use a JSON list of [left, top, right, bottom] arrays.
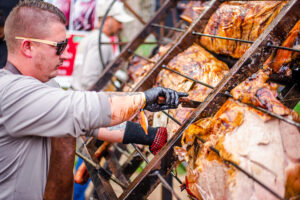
[[1, 75, 186, 138], [106, 87, 188, 126], [96, 121, 167, 155]]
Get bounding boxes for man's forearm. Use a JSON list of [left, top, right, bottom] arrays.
[[96, 123, 127, 143], [106, 92, 145, 126]]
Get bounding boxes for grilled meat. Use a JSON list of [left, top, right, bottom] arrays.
[[200, 1, 287, 58], [180, 1, 209, 23], [155, 44, 229, 136], [264, 20, 300, 78], [178, 97, 300, 200]]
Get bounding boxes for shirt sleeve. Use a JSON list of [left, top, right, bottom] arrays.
[[1, 76, 111, 138]]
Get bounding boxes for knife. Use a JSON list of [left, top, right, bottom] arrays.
[[158, 96, 201, 108]]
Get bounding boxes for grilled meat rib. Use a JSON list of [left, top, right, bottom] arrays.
[[200, 1, 287, 58], [155, 44, 229, 136]]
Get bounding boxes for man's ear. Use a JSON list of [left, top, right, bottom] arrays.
[[20, 40, 33, 58]]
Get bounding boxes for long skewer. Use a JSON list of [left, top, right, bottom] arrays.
[[151, 23, 300, 53], [75, 151, 128, 189]]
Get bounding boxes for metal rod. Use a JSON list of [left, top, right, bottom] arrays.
[[113, 144, 131, 158], [131, 51, 155, 63], [162, 110, 182, 126], [122, 0, 146, 25], [152, 23, 300, 53], [161, 65, 214, 89], [75, 151, 99, 169], [99, 41, 158, 45], [75, 151, 127, 189], [131, 143, 149, 164], [195, 137, 284, 200], [153, 170, 182, 200], [223, 91, 300, 129], [131, 136, 183, 186]]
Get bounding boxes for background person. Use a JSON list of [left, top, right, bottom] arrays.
[[71, 0, 133, 91]]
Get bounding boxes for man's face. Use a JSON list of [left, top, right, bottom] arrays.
[[107, 17, 123, 36], [32, 22, 69, 82]]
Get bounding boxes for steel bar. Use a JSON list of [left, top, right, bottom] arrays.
[[75, 151, 99, 169], [152, 23, 300, 53], [75, 151, 128, 189], [113, 143, 130, 158], [99, 41, 158, 45], [122, 0, 160, 42], [195, 136, 284, 200], [162, 110, 182, 126], [122, 0, 146, 25], [130, 51, 154, 63], [153, 170, 182, 200], [131, 143, 149, 164], [161, 65, 214, 89]]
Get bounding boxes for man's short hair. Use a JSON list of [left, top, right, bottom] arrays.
[[4, 0, 67, 53]]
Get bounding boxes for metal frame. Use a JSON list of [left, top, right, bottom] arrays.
[[80, 0, 300, 199]]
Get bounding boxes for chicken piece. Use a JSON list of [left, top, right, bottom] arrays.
[[263, 20, 300, 78], [180, 1, 209, 23], [230, 69, 291, 116], [156, 44, 229, 136], [178, 99, 300, 200], [200, 1, 287, 58]]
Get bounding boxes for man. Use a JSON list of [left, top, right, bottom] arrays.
[[0, 9, 7, 68], [0, 1, 187, 200], [71, 0, 132, 91]]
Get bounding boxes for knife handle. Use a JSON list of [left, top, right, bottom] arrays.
[[157, 96, 189, 104]]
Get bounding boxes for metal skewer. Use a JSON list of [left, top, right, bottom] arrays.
[[152, 170, 182, 200], [75, 151, 128, 189], [152, 23, 300, 53]]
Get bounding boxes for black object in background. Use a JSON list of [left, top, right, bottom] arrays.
[[0, 0, 20, 18]]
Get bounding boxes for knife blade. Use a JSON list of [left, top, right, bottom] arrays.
[[158, 96, 201, 108]]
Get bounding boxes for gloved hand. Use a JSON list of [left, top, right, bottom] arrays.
[[123, 121, 167, 155], [144, 87, 188, 112]]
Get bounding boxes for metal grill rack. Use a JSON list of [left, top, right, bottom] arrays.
[[77, 0, 300, 199]]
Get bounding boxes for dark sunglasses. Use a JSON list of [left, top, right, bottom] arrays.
[[15, 36, 68, 55]]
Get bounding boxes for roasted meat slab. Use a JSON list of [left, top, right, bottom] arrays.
[[178, 97, 300, 200], [200, 1, 287, 58], [155, 44, 229, 136]]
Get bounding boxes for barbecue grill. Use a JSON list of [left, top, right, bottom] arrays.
[[76, 1, 300, 199]]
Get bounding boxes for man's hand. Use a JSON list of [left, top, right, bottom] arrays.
[[123, 121, 168, 155], [144, 87, 188, 112]]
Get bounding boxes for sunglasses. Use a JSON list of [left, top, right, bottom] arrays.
[[15, 36, 68, 55]]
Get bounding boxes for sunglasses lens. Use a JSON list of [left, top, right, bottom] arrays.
[[56, 40, 68, 55]]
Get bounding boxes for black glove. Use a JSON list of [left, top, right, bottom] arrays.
[[122, 121, 167, 155], [144, 87, 188, 112]]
